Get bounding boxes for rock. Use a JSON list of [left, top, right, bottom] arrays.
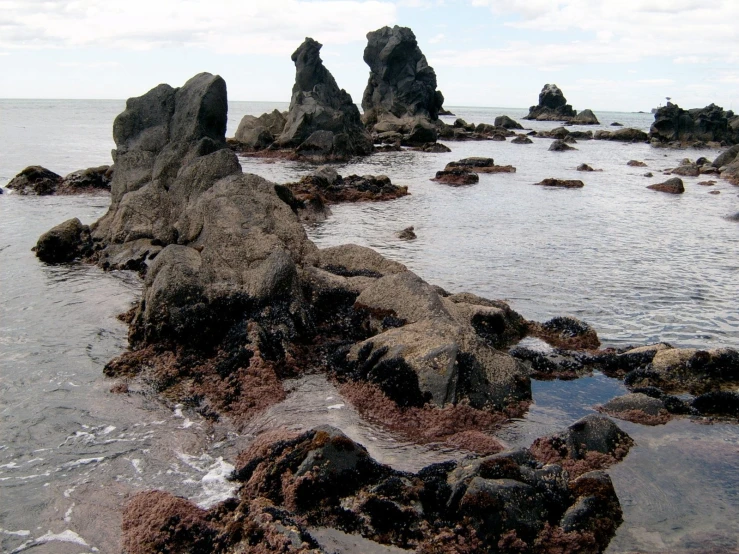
[[569, 130, 593, 140], [445, 158, 516, 173], [627, 160, 647, 167], [577, 163, 595, 172], [599, 393, 670, 425], [530, 415, 633, 476], [494, 115, 523, 129], [318, 244, 407, 277], [709, 190, 721, 195], [650, 102, 739, 145], [644, 172, 653, 177], [594, 128, 649, 142], [431, 169, 479, 186], [721, 157, 739, 184], [532, 316, 599, 348], [438, 105, 455, 116], [647, 347, 739, 394], [572, 109, 599, 125], [712, 144, 739, 167], [453, 118, 475, 132], [233, 109, 286, 150], [692, 391, 739, 418], [397, 226, 416, 240], [6, 166, 62, 195], [697, 180, 716, 186], [276, 38, 373, 159], [58, 165, 112, 193], [549, 139, 576, 152], [524, 84, 576, 121], [610, 122, 623, 126], [411, 142, 451, 153], [533, 179, 584, 189], [670, 164, 700, 177], [362, 26, 442, 124], [511, 134, 533, 144], [285, 171, 409, 209], [34, 217, 92, 263], [647, 177, 684, 194]]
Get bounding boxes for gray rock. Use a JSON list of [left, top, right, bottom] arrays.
[[572, 109, 599, 125], [494, 115, 523, 129], [650, 102, 739, 145], [34, 218, 92, 263], [233, 109, 286, 150], [6, 166, 62, 195], [524, 84, 576, 121], [647, 177, 684, 194], [277, 38, 372, 159], [511, 134, 533, 144], [601, 393, 665, 416], [549, 139, 576, 151], [59, 165, 112, 193]]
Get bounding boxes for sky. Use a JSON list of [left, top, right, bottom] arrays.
[[1, 0, 738, 112]]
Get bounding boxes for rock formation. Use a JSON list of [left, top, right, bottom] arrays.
[[5, 165, 112, 195], [445, 157, 516, 173], [361, 26, 443, 144], [713, 145, 739, 184], [271, 38, 373, 159], [524, 84, 577, 121], [534, 178, 585, 189], [594, 128, 649, 142], [232, 109, 286, 150], [650, 102, 739, 146]]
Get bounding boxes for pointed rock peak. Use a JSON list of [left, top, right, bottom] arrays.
[[291, 37, 339, 94]]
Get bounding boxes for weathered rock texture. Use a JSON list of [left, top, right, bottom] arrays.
[[275, 38, 373, 159], [232, 109, 287, 151], [650, 102, 739, 146], [362, 26, 443, 144], [6, 165, 112, 195], [122, 425, 627, 553], [524, 84, 585, 122]]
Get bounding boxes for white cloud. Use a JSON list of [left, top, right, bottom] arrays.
[[428, 33, 446, 44], [57, 61, 121, 69], [637, 79, 675, 85], [0, 0, 397, 54]]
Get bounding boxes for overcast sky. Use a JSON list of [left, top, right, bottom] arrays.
[[1, 0, 737, 111]]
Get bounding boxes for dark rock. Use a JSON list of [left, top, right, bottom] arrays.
[[276, 38, 373, 159], [445, 157, 516, 173], [524, 84, 576, 121], [627, 160, 647, 167], [431, 169, 479, 185], [650, 102, 739, 145], [397, 226, 416, 240], [58, 165, 112, 193], [692, 391, 739, 418], [577, 163, 595, 172], [533, 179, 585, 189], [549, 139, 576, 152], [644, 172, 653, 177], [599, 393, 670, 425], [712, 144, 739, 168], [697, 180, 716, 186], [511, 134, 533, 144], [670, 164, 700, 177], [610, 122, 623, 126], [411, 142, 451, 153], [494, 115, 523, 129], [233, 109, 286, 150], [34, 217, 92, 263], [533, 316, 599, 348], [6, 166, 62, 195], [453, 118, 475, 132], [594, 128, 649, 142], [572, 109, 599, 125], [568, 130, 593, 140], [647, 177, 684, 194]]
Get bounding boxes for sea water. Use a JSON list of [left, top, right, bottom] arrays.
[[0, 100, 737, 552]]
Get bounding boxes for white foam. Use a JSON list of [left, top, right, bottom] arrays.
[[191, 457, 237, 509], [10, 529, 91, 553], [64, 503, 75, 522], [60, 457, 105, 470], [1, 529, 31, 537], [130, 458, 142, 474], [327, 403, 345, 410]]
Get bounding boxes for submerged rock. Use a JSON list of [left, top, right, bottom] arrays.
[[594, 128, 649, 142], [276, 38, 373, 159], [647, 177, 684, 194], [512, 134, 533, 144], [598, 393, 671, 426], [549, 139, 576, 152], [445, 157, 516, 173], [396, 226, 416, 240], [430, 169, 479, 185], [533, 179, 585, 189]]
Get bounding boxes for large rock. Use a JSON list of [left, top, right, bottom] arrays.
[[524, 84, 577, 121], [494, 115, 523, 129], [650, 102, 739, 145], [58, 165, 112, 193], [6, 166, 62, 195], [594, 128, 649, 142], [232, 109, 286, 150], [572, 109, 599, 125], [276, 38, 372, 159], [712, 144, 739, 168], [34, 217, 92, 263], [362, 26, 442, 144], [647, 177, 684, 194]]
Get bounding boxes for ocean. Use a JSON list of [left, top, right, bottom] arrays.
[[0, 99, 738, 552]]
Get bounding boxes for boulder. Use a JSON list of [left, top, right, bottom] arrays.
[[627, 160, 647, 167], [594, 128, 649, 142], [284, 171, 409, 210], [494, 115, 523, 129], [34, 217, 92, 263], [650, 102, 739, 145], [712, 144, 739, 168], [577, 163, 595, 172], [511, 134, 533, 144], [647, 177, 684, 194], [549, 139, 576, 151], [431, 169, 479, 185], [599, 393, 670, 425], [533, 179, 584, 189], [58, 165, 112, 193], [572, 109, 599, 125], [524, 84, 576, 121], [6, 166, 62, 195], [275, 38, 372, 160], [233, 109, 286, 150], [670, 164, 700, 177], [445, 157, 516, 173], [397, 226, 416, 240]]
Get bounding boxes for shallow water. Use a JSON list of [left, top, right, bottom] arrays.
[[1, 100, 738, 553]]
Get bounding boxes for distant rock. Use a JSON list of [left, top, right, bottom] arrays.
[[362, 26, 442, 144], [58, 165, 112, 193], [6, 166, 62, 195], [610, 122, 623, 126], [411, 142, 451, 153], [232, 109, 286, 150], [697, 180, 716, 186], [577, 163, 599, 172], [627, 160, 647, 167], [524, 84, 576, 121], [594, 128, 649, 142], [397, 226, 416, 240], [445, 157, 516, 173], [647, 177, 684, 194], [494, 115, 524, 129], [573, 109, 599, 125], [512, 134, 533, 144], [670, 163, 700, 177], [431, 169, 479, 186], [650, 102, 739, 145], [549, 139, 576, 151], [276, 38, 373, 159], [533, 179, 585, 189], [712, 144, 739, 168]]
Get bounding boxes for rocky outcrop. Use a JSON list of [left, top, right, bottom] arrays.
[[435, 120, 515, 142], [512, 134, 533, 144], [34, 218, 93, 263], [362, 26, 443, 144], [713, 145, 739, 184], [534, 178, 584, 189], [445, 157, 516, 173], [232, 109, 286, 150], [431, 169, 479, 185], [7, 165, 113, 195], [594, 128, 649, 142], [524, 84, 577, 121], [573, 109, 600, 125], [650, 102, 739, 146], [549, 139, 576, 151], [274, 38, 372, 159], [494, 115, 524, 129], [647, 177, 684, 194], [6, 166, 62, 195], [123, 425, 626, 553]]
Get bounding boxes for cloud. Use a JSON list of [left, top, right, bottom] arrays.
[[0, 0, 396, 54], [637, 78, 675, 85], [428, 33, 446, 44], [57, 61, 121, 69]]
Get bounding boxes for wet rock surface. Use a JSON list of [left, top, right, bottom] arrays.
[[6, 165, 113, 195], [122, 425, 626, 553], [6, 165, 62, 195], [430, 169, 479, 186], [34, 217, 93, 263], [593, 128, 649, 142]]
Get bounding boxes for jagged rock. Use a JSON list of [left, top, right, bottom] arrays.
[[573, 109, 599, 125], [362, 26, 442, 144], [276, 38, 372, 159], [549, 139, 576, 152], [34, 217, 92, 263], [533, 179, 584, 189], [512, 134, 533, 144], [6, 166, 62, 195], [445, 158, 516, 173], [647, 177, 684, 194], [58, 165, 112, 193], [494, 115, 523, 129], [650, 102, 739, 145], [431, 169, 479, 185], [524, 84, 576, 121], [233, 109, 286, 150]]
